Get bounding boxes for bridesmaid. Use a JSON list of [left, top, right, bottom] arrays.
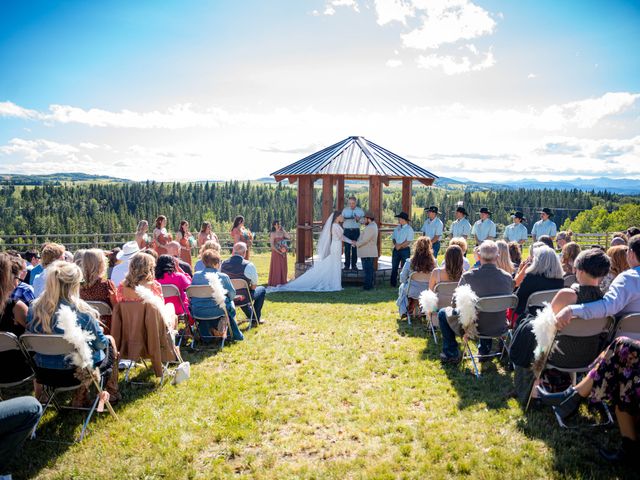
[[176, 220, 194, 266], [230, 215, 253, 259], [197, 221, 219, 247], [135, 220, 150, 250], [153, 215, 171, 255], [268, 220, 291, 287]]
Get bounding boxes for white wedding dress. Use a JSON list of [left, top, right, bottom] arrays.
[[267, 214, 344, 293]]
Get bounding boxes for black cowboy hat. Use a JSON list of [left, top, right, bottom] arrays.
[[539, 207, 554, 217], [425, 206, 439, 214], [512, 211, 525, 220], [456, 206, 468, 216], [478, 207, 492, 215], [395, 212, 410, 222]]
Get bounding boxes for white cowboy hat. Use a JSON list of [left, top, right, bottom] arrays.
[[117, 241, 140, 260]]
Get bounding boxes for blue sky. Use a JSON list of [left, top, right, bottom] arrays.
[[0, 0, 639, 181]]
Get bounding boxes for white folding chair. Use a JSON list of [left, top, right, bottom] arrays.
[[185, 285, 229, 350], [563, 274, 577, 288], [525, 289, 562, 312], [405, 272, 430, 326], [161, 284, 191, 347], [20, 333, 117, 442], [462, 294, 518, 378], [86, 301, 112, 317], [527, 316, 613, 427], [428, 281, 459, 344], [614, 313, 640, 341], [230, 278, 256, 329], [0, 332, 34, 399]]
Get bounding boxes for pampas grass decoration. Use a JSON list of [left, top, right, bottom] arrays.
[[454, 284, 479, 339], [56, 304, 96, 370], [205, 272, 228, 308], [419, 290, 439, 315], [135, 285, 177, 336], [531, 303, 559, 372]]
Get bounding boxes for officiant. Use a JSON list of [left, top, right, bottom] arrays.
[[342, 196, 365, 271], [354, 210, 378, 290]]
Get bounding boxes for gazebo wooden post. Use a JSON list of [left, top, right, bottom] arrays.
[[369, 176, 383, 270], [336, 176, 345, 210], [321, 175, 334, 222], [296, 176, 314, 267], [401, 178, 412, 218]]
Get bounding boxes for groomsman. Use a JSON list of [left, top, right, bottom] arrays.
[[420, 206, 444, 257], [390, 212, 414, 287], [355, 211, 379, 290], [504, 211, 528, 246], [450, 206, 471, 239], [471, 207, 496, 244], [342, 196, 364, 271], [532, 207, 557, 241]]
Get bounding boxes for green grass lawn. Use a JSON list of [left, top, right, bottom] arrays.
[[8, 253, 631, 479]]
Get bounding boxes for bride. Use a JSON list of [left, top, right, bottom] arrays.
[[267, 210, 351, 293]]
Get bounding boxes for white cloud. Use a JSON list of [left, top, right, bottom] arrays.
[[417, 48, 494, 75], [321, 0, 359, 16], [374, 0, 415, 25], [385, 58, 403, 68], [527, 73, 537, 79]]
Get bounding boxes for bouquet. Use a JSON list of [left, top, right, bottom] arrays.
[[276, 239, 290, 254]]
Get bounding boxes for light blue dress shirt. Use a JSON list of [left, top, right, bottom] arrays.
[[420, 217, 444, 240], [504, 223, 529, 243], [571, 267, 640, 320], [392, 224, 414, 245], [450, 218, 471, 238], [471, 219, 496, 242], [342, 206, 365, 230], [531, 219, 557, 238]]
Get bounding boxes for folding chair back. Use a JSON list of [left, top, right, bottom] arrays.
[[563, 274, 577, 287], [434, 282, 458, 310], [475, 294, 518, 337], [185, 285, 228, 348], [161, 284, 187, 314], [20, 333, 76, 357], [86, 300, 112, 317], [547, 316, 610, 370], [230, 278, 256, 327], [0, 332, 34, 391], [525, 289, 561, 311], [407, 272, 430, 299], [614, 313, 640, 341]]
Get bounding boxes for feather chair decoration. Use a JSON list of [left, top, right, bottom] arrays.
[[454, 284, 479, 339], [531, 303, 559, 373], [56, 304, 96, 370], [419, 290, 439, 315], [205, 272, 228, 309], [135, 285, 177, 339]]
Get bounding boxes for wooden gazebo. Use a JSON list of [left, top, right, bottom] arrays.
[[271, 136, 438, 276]]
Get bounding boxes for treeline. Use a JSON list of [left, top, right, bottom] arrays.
[[0, 181, 637, 239], [562, 204, 640, 233]]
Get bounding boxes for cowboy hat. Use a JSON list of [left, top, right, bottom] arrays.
[[117, 241, 140, 260], [455, 206, 468, 216], [512, 211, 525, 220], [425, 206, 439, 214], [394, 212, 410, 222], [539, 207, 554, 217], [478, 207, 492, 215]]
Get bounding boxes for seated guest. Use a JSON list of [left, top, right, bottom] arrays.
[[626, 227, 640, 238], [514, 241, 546, 288], [0, 396, 42, 479], [0, 253, 28, 336], [442, 237, 471, 272], [23, 250, 40, 285], [513, 246, 564, 318], [79, 249, 118, 333], [221, 242, 266, 323], [438, 241, 515, 363], [556, 235, 640, 329], [165, 241, 193, 278], [115, 252, 163, 302], [28, 261, 120, 403], [556, 230, 573, 250], [561, 241, 581, 276], [194, 240, 222, 273], [141, 248, 158, 260], [397, 237, 436, 318], [508, 241, 522, 270], [106, 247, 120, 279], [155, 254, 191, 318], [537, 235, 555, 250], [73, 249, 86, 267], [537, 336, 640, 464], [429, 244, 464, 291], [32, 242, 66, 298], [601, 245, 630, 292], [191, 250, 244, 341], [110, 241, 140, 287], [496, 240, 515, 276], [610, 232, 627, 247], [8, 252, 35, 306]]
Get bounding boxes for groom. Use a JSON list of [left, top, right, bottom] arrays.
[[354, 211, 378, 290]]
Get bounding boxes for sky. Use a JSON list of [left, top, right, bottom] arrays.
[[0, 0, 639, 182]]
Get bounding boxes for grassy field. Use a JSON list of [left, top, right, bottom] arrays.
[[7, 254, 632, 479]]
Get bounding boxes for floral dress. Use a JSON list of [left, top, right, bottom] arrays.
[[588, 336, 640, 415]]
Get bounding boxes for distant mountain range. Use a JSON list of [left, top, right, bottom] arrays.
[[2, 172, 640, 194]]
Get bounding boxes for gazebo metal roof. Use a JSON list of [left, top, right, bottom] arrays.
[[271, 136, 437, 184]]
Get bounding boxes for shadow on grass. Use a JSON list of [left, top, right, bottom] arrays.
[[516, 407, 635, 479], [266, 285, 397, 304]]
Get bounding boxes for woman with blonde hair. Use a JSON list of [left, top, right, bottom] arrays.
[[27, 261, 120, 403], [115, 252, 162, 302], [135, 220, 150, 250], [496, 240, 515, 276], [194, 239, 222, 273], [79, 249, 118, 333], [601, 245, 630, 291], [561, 241, 582, 276]]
